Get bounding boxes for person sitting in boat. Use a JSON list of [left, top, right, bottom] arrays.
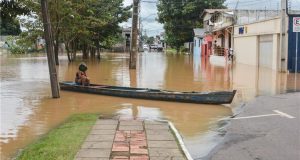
[[75, 63, 90, 86]]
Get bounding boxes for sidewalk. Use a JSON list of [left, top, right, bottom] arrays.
[[208, 92, 300, 160], [75, 119, 187, 160]]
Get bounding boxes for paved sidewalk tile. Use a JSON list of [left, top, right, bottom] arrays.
[[81, 141, 113, 149], [130, 140, 147, 149], [90, 129, 116, 135], [148, 148, 183, 157], [119, 125, 143, 131], [130, 155, 149, 160], [93, 124, 117, 130], [149, 156, 185, 160], [146, 130, 172, 135], [75, 119, 187, 160], [144, 121, 168, 125], [120, 120, 143, 126], [130, 148, 148, 154], [112, 142, 130, 152], [148, 141, 178, 148], [130, 132, 146, 141], [96, 119, 118, 125], [111, 156, 129, 160], [146, 134, 175, 141], [145, 124, 169, 130], [114, 131, 129, 141], [86, 135, 115, 142], [76, 148, 111, 158]]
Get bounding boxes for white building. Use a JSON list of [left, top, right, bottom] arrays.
[[233, 16, 284, 71], [193, 28, 205, 55]]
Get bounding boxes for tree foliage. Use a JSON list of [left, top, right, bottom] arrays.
[[43, 0, 130, 62], [0, 0, 31, 35], [146, 36, 155, 45], [5, 0, 131, 62], [157, 0, 226, 52]]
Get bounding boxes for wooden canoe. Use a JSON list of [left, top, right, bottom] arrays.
[[59, 82, 236, 104]]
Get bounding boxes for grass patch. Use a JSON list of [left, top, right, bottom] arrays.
[[17, 114, 99, 160]]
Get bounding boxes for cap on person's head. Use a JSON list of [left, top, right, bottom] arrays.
[[79, 62, 88, 72]]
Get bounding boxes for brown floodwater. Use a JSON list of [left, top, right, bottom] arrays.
[[0, 51, 299, 159]]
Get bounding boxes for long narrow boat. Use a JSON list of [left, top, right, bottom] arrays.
[[60, 82, 236, 104]]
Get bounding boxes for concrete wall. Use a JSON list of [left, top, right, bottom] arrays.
[[234, 36, 258, 66], [233, 17, 281, 71], [234, 17, 281, 36]]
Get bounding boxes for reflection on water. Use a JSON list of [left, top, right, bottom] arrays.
[[0, 52, 299, 159]]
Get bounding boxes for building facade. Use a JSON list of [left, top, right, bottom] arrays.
[[193, 28, 205, 55], [111, 27, 131, 52], [233, 17, 282, 71], [202, 9, 234, 58], [288, 16, 300, 73], [201, 9, 235, 66], [201, 9, 300, 72]]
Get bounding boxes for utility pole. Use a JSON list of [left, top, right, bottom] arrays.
[[41, 0, 60, 98], [138, 1, 143, 52], [279, 0, 288, 72], [129, 0, 139, 69]]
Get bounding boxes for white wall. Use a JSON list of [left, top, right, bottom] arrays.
[[193, 37, 202, 55], [259, 35, 273, 69], [234, 36, 258, 66], [233, 17, 281, 71], [272, 34, 280, 71], [234, 17, 281, 36]]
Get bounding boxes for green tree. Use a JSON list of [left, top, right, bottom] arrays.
[[0, 0, 31, 35], [157, 0, 225, 53], [146, 36, 155, 44], [47, 0, 131, 62], [15, 0, 131, 62]]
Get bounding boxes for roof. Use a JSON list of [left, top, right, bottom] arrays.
[[200, 9, 234, 18], [193, 28, 205, 37], [204, 9, 233, 14]]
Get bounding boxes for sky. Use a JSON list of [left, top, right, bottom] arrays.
[[122, 0, 164, 37], [121, 0, 300, 37]]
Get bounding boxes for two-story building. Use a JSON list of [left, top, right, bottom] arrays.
[[201, 9, 300, 73], [201, 9, 235, 65], [232, 10, 287, 72]]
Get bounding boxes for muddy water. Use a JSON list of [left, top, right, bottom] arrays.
[[1, 52, 299, 159]]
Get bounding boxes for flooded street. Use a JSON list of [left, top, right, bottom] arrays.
[[1, 51, 299, 159]]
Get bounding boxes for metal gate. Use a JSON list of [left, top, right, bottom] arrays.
[[259, 35, 273, 69], [288, 16, 300, 73]]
